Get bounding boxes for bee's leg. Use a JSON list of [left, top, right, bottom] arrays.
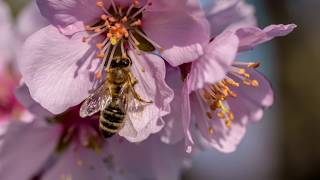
[[128, 71, 138, 86], [128, 73, 152, 103]]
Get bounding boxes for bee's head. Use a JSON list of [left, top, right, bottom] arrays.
[[110, 57, 132, 69]]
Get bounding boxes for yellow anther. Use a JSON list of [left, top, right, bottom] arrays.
[[226, 79, 239, 87], [101, 14, 108, 21], [238, 68, 246, 74], [208, 127, 214, 135], [244, 73, 250, 78], [94, 28, 102, 33], [96, 52, 105, 59], [229, 90, 237, 97], [95, 71, 102, 79], [243, 80, 251, 86], [121, 16, 128, 23], [227, 112, 234, 121], [251, 80, 259, 87], [85, 25, 92, 31], [96, 43, 104, 50], [225, 120, 232, 128], [110, 37, 118, 45], [96, 1, 104, 8], [133, 0, 140, 6], [108, 17, 117, 22], [82, 37, 88, 43], [130, 19, 142, 26], [248, 62, 260, 68], [217, 112, 225, 119]]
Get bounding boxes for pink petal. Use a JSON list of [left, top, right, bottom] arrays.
[[147, 0, 196, 12], [227, 65, 274, 122], [15, 83, 53, 118], [0, 120, 61, 180], [143, 10, 209, 66], [109, 135, 187, 180], [17, 1, 48, 40], [161, 44, 204, 67], [188, 30, 239, 92], [161, 67, 185, 144], [231, 64, 274, 108], [228, 94, 263, 124], [236, 24, 297, 51], [205, 0, 257, 37], [42, 143, 113, 180], [182, 78, 195, 153], [19, 25, 99, 114], [119, 52, 174, 142], [191, 95, 247, 153], [36, 0, 107, 35]]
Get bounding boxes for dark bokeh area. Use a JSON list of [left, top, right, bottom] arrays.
[[266, 0, 320, 179]]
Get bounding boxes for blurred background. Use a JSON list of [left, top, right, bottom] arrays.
[[3, 0, 320, 180]]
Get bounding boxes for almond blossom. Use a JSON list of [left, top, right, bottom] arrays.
[[0, 92, 188, 180], [19, 0, 209, 142], [0, 3, 189, 178], [164, 25, 296, 153], [0, 120, 188, 180], [160, 0, 297, 152]]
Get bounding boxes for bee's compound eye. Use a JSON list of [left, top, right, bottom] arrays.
[[122, 59, 130, 67], [110, 60, 118, 68]]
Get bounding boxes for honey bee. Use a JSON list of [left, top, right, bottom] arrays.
[[80, 57, 151, 138]]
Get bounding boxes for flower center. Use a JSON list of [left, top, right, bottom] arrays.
[[83, 0, 162, 80], [50, 106, 103, 154], [199, 62, 260, 133]]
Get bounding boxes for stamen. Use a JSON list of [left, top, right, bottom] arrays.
[[195, 92, 211, 128], [206, 112, 213, 119], [234, 62, 260, 68], [208, 127, 214, 135], [118, 6, 123, 17], [82, 28, 107, 43], [129, 32, 140, 45], [131, 1, 152, 18], [130, 19, 142, 27], [106, 44, 118, 70], [126, 4, 135, 16], [135, 29, 164, 51], [110, 0, 118, 14], [120, 40, 128, 59], [96, 1, 112, 16]]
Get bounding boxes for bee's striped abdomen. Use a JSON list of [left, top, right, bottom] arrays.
[[99, 106, 125, 138]]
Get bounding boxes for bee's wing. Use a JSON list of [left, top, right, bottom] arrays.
[[126, 93, 150, 115], [79, 83, 110, 118]]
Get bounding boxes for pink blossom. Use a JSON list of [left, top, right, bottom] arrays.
[[16, 0, 48, 41], [204, 0, 257, 37], [162, 24, 296, 153], [0, 103, 188, 180], [18, 0, 209, 142]]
